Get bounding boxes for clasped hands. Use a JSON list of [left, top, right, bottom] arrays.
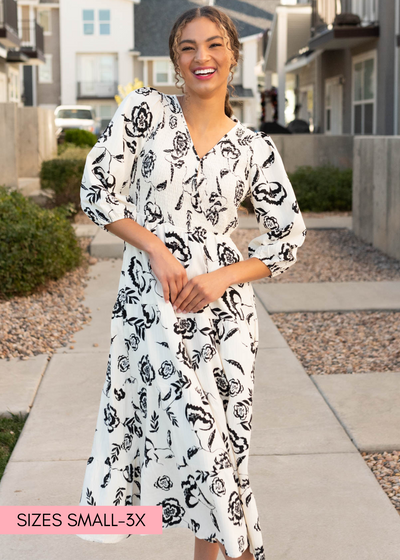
[[148, 244, 232, 314]]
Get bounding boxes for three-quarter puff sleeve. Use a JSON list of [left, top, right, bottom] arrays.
[[247, 133, 307, 278], [80, 89, 153, 232]]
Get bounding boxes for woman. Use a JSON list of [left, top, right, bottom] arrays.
[[77, 6, 306, 560]]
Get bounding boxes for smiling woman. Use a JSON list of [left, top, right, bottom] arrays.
[[76, 6, 306, 560]]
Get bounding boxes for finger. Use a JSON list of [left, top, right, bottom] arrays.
[[169, 280, 179, 305], [174, 282, 194, 310], [182, 293, 204, 313], [190, 298, 208, 313], [162, 281, 170, 302]]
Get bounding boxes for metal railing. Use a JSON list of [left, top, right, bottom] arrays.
[[0, 0, 18, 33], [311, 0, 379, 37], [18, 19, 44, 53], [77, 81, 118, 99]]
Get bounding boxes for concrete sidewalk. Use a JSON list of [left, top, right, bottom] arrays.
[[254, 281, 400, 313], [1, 257, 400, 559]]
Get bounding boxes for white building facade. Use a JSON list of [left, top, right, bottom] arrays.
[[59, 0, 137, 128]]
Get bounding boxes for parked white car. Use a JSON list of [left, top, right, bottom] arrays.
[[54, 105, 97, 138]]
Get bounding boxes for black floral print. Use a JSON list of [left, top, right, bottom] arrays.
[[78, 87, 306, 560]]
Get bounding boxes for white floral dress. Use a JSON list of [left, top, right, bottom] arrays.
[[77, 87, 306, 560]]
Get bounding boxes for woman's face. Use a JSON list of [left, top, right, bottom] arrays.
[[177, 17, 235, 98]]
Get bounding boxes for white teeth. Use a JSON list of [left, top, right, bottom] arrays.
[[194, 69, 216, 75]]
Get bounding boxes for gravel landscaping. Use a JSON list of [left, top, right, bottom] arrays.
[[362, 450, 400, 516], [0, 251, 92, 361], [271, 310, 400, 376], [231, 227, 400, 283]]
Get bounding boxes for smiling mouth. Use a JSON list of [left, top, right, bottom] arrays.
[[193, 68, 216, 76]]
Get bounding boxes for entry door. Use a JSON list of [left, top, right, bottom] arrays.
[[325, 77, 343, 134]]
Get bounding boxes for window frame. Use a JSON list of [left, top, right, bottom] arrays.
[[153, 59, 175, 86], [82, 9, 95, 36], [38, 53, 53, 84], [99, 9, 111, 35], [37, 8, 52, 36], [351, 49, 377, 135]]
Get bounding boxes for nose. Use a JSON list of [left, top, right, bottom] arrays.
[[193, 44, 210, 64]]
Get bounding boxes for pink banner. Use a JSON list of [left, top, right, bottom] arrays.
[[0, 506, 162, 535]]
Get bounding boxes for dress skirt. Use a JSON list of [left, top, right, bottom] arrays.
[[77, 216, 266, 560]]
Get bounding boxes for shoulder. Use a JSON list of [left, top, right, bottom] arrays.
[[249, 129, 275, 150], [118, 87, 168, 138], [229, 124, 275, 156], [122, 87, 182, 125], [123, 86, 164, 111]]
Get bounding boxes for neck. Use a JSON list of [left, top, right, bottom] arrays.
[[178, 86, 229, 132]]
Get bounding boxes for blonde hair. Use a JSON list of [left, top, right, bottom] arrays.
[[168, 6, 240, 118]]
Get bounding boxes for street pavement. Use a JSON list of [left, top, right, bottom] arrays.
[[1, 215, 400, 559]]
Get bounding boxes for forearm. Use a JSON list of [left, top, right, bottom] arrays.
[[221, 258, 272, 285], [105, 218, 164, 255]]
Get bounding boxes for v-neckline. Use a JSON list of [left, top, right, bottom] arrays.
[[172, 94, 240, 162]]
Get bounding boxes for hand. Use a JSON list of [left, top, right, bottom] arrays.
[[148, 245, 188, 304], [172, 269, 231, 314]]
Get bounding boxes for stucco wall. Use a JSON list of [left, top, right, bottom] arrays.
[[353, 136, 400, 260], [0, 104, 57, 187], [269, 133, 353, 173], [0, 104, 19, 188]]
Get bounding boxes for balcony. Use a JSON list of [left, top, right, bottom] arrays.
[[18, 19, 45, 64], [0, 0, 20, 48], [309, 0, 379, 50], [77, 81, 118, 99]]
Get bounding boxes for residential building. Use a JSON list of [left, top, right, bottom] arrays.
[[2, 0, 282, 130], [0, 0, 21, 102], [59, 0, 138, 132], [0, 0, 45, 104], [36, 0, 61, 110], [265, 0, 400, 135]]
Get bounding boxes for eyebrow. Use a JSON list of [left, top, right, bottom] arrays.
[[178, 35, 224, 45]]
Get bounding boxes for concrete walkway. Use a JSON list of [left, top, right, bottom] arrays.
[[254, 281, 400, 312], [1, 256, 400, 559]]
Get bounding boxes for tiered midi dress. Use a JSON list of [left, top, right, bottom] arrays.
[[77, 87, 307, 560]]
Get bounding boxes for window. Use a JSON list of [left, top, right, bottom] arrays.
[[55, 108, 94, 120], [77, 54, 117, 97], [38, 9, 51, 34], [39, 54, 53, 84], [83, 10, 94, 35], [154, 60, 175, 85], [352, 51, 376, 134], [99, 10, 110, 35]]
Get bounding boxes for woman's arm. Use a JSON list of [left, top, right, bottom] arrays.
[[106, 218, 189, 305], [215, 257, 271, 285], [105, 218, 163, 255]]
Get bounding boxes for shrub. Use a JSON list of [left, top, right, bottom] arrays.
[[64, 128, 97, 147], [57, 142, 92, 159], [0, 186, 83, 298], [40, 157, 85, 211], [287, 164, 352, 212]]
